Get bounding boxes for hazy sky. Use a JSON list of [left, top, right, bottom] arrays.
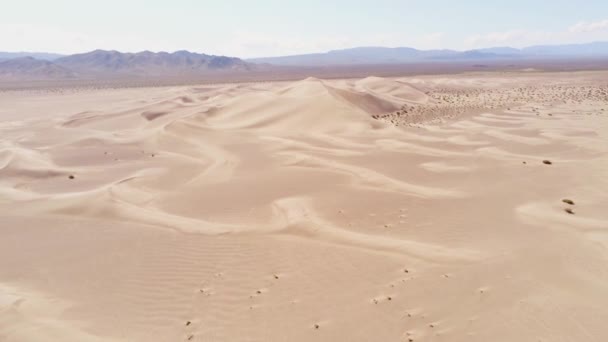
[[2, 0, 608, 57]]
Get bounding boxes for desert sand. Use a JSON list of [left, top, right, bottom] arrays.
[[1, 71, 607, 341]]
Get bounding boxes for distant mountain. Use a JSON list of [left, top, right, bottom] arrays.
[[0, 57, 75, 80], [0, 52, 64, 61], [249, 42, 608, 66], [0, 50, 253, 81], [248, 47, 441, 66], [2, 42, 607, 81], [520, 41, 608, 56], [248, 47, 503, 66], [473, 47, 523, 55], [54, 50, 251, 76]]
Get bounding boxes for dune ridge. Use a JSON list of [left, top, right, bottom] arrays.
[[1, 71, 608, 342]]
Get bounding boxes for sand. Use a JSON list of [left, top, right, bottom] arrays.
[[1, 71, 608, 341]]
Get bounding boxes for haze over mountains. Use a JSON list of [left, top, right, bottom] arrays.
[[0, 57, 75, 80], [0, 50, 251, 80], [249, 41, 608, 66], [0, 52, 64, 61], [55, 50, 250, 73], [1, 41, 608, 80]]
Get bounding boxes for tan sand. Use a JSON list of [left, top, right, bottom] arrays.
[[1, 71, 608, 342]]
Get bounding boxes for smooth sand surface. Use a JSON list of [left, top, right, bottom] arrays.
[[1, 71, 608, 341]]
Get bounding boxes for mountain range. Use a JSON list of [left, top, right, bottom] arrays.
[[0, 52, 64, 61], [0, 57, 75, 80], [249, 41, 608, 66], [1, 41, 608, 80], [0, 50, 251, 80]]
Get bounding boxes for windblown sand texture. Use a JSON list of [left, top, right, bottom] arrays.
[[1, 71, 608, 342]]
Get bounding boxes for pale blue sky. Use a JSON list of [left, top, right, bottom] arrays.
[[1, 0, 607, 57]]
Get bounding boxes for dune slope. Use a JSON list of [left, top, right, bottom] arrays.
[[1, 72, 608, 342]]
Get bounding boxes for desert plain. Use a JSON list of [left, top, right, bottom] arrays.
[[1, 70, 608, 341]]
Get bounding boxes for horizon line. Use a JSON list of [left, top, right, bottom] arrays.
[[1, 40, 607, 59]]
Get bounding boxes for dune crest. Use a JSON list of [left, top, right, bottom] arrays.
[[1, 71, 608, 342]]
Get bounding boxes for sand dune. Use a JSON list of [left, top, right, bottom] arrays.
[[1, 71, 608, 342], [356, 76, 430, 103]]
